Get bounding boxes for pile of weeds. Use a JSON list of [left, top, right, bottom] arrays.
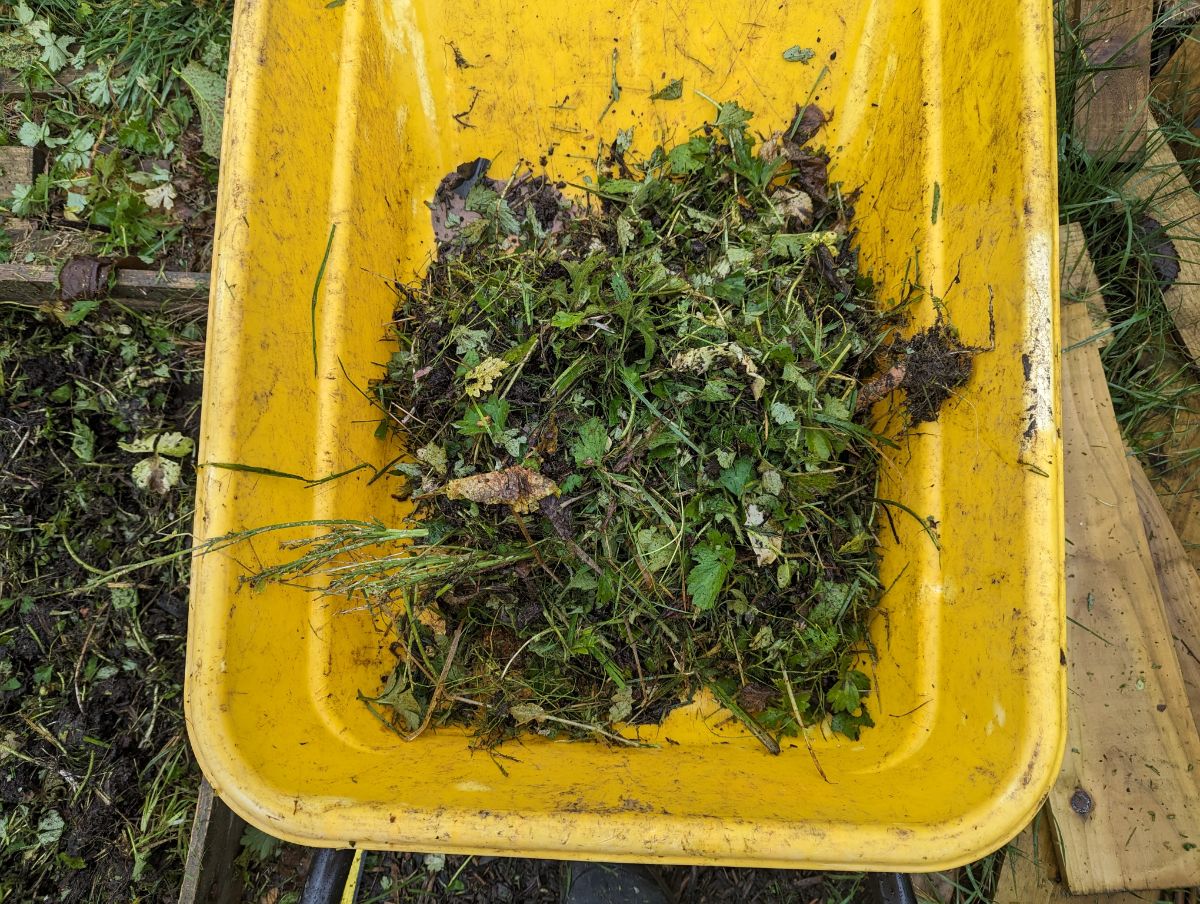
[[257, 103, 975, 751], [0, 301, 203, 901]]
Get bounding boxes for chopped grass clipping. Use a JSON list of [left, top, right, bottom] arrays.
[[253, 102, 976, 751]]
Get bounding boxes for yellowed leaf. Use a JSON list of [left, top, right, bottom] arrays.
[[443, 466, 559, 514], [464, 356, 509, 398]]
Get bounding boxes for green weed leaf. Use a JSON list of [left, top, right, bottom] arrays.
[[179, 62, 226, 158], [571, 417, 608, 468], [687, 537, 734, 611], [650, 78, 683, 101]]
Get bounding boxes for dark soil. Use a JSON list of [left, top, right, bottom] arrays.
[[0, 302, 203, 902], [895, 322, 977, 425]]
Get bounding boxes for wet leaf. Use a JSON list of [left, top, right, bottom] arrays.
[[570, 417, 609, 468], [442, 466, 559, 514], [650, 78, 683, 101]]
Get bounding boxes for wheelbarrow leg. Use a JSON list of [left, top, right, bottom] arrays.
[[299, 849, 356, 904], [866, 872, 917, 904]]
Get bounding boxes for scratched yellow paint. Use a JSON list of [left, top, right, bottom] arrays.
[[187, 0, 1063, 870]]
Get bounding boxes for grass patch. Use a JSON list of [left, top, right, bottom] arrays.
[[1, 0, 231, 265]]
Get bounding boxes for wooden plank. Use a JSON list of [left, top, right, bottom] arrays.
[[1127, 114, 1200, 364], [0, 261, 209, 308], [178, 779, 245, 904], [1061, 222, 1114, 347], [1152, 396, 1200, 574], [1074, 0, 1153, 160], [0, 67, 83, 99], [0, 146, 35, 199], [994, 812, 1156, 904], [1150, 22, 1200, 126], [1131, 459, 1200, 718], [1050, 296, 1200, 893]]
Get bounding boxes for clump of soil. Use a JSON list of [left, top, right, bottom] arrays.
[[896, 322, 977, 425]]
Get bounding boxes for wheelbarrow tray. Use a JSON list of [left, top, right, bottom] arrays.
[[187, 0, 1064, 870]]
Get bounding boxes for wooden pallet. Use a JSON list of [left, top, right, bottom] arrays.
[[1049, 224, 1200, 894]]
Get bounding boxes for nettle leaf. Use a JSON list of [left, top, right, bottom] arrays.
[[650, 78, 683, 101], [667, 138, 708, 174], [608, 684, 633, 723], [770, 401, 796, 425], [179, 62, 226, 158], [36, 811, 65, 846], [687, 537, 735, 611], [510, 702, 547, 724], [615, 213, 636, 251], [826, 669, 870, 713], [718, 458, 753, 496], [830, 707, 875, 741], [239, 826, 281, 863], [714, 100, 753, 131], [118, 432, 194, 457], [571, 417, 608, 468], [71, 418, 95, 462]]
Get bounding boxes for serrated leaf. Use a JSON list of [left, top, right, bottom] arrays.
[[718, 458, 752, 496], [805, 428, 832, 461], [18, 120, 46, 148], [71, 418, 95, 462], [635, 527, 673, 572], [650, 78, 683, 101], [443, 465, 558, 514], [829, 707, 874, 741], [415, 442, 447, 476], [118, 432, 194, 457], [610, 270, 632, 303], [714, 100, 752, 131], [667, 141, 705, 174], [571, 417, 608, 468], [142, 183, 176, 210], [239, 826, 281, 863], [770, 401, 796, 425], [179, 62, 226, 158], [826, 669, 870, 714], [615, 213, 636, 251], [761, 469, 783, 496], [687, 538, 734, 611], [782, 45, 816, 63], [550, 310, 588, 329]]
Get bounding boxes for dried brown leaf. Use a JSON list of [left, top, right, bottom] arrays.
[[443, 466, 560, 514]]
